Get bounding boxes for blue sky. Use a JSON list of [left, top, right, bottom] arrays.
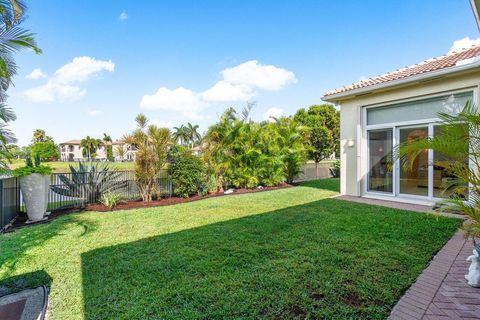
[[8, 0, 480, 146]]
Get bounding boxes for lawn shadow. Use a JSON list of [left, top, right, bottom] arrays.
[[0, 270, 52, 297], [81, 197, 459, 319]]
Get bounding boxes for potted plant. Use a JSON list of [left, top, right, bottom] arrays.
[[13, 155, 52, 222]]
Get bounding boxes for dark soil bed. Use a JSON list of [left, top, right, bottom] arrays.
[[86, 183, 293, 212]]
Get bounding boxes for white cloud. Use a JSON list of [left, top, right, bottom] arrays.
[[149, 119, 175, 128], [25, 68, 46, 80], [87, 110, 101, 116], [263, 107, 284, 121], [449, 37, 480, 54], [54, 56, 114, 83], [139, 60, 296, 117], [24, 56, 115, 103], [119, 11, 128, 21], [222, 60, 297, 90], [201, 80, 254, 102], [140, 87, 203, 119]]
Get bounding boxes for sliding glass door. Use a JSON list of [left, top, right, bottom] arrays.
[[398, 126, 429, 197], [367, 129, 393, 193]]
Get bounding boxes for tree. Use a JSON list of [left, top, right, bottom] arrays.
[[396, 101, 480, 243], [30, 140, 59, 161], [0, 1, 41, 172], [80, 136, 102, 160], [103, 133, 114, 161], [185, 122, 201, 148], [294, 104, 339, 178], [173, 125, 189, 146], [32, 129, 52, 143], [124, 114, 171, 202], [115, 145, 125, 162]]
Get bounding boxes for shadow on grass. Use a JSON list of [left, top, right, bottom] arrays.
[[81, 197, 459, 319], [0, 270, 52, 297]]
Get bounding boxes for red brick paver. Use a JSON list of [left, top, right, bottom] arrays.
[[389, 231, 480, 319]]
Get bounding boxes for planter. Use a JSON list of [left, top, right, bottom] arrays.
[[19, 173, 50, 222]]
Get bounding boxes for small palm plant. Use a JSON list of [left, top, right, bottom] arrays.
[[396, 101, 480, 242]]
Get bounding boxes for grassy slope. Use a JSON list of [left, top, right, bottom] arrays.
[[9, 160, 135, 172], [0, 179, 461, 319]]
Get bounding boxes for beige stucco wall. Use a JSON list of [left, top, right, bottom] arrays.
[[335, 70, 480, 197]]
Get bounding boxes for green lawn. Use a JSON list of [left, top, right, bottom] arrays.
[[0, 179, 461, 319], [9, 159, 135, 172]]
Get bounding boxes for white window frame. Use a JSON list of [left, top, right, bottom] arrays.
[[361, 87, 477, 204]]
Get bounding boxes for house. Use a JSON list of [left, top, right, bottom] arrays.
[[322, 45, 480, 205], [59, 140, 136, 162]]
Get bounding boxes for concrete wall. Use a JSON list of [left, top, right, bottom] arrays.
[[294, 161, 335, 182], [336, 71, 480, 197]]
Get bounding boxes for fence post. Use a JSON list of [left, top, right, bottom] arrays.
[[0, 179, 3, 229]]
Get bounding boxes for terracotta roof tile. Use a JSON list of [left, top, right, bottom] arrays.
[[324, 45, 480, 97]]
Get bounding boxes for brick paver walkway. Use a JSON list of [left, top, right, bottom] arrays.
[[389, 231, 480, 319]]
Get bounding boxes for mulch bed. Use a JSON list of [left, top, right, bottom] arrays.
[[86, 182, 293, 212], [4, 183, 293, 232]]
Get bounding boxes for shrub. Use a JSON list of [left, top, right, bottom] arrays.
[[329, 160, 340, 178], [169, 152, 205, 198], [30, 140, 59, 161], [101, 192, 122, 211], [12, 154, 52, 177]]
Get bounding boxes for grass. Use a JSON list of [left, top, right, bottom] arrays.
[[0, 179, 461, 319], [9, 159, 135, 172]]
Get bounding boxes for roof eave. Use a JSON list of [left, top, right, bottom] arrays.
[[471, 0, 480, 31], [322, 61, 480, 104]]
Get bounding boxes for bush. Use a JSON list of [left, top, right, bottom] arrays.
[[329, 160, 340, 178], [169, 152, 205, 198], [31, 140, 59, 161], [101, 192, 122, 211]]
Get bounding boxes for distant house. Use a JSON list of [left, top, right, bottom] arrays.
[[59, 140, 136, 162]]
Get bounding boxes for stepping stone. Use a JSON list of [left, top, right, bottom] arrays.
[[0, 286, 47, 320]]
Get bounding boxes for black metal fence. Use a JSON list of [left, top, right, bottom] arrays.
[[0, 170, 172, 230], [0, 177, 20, 230]]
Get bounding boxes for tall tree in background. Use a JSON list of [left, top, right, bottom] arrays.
[[185, 122, 201, 148], [294, 104, 339, 178], [32, 128, 53, 143], [80, 136, 102, 160], [0, 0, 41, 172], [103, 133, 114, 161]]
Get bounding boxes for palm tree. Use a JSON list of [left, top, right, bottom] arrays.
[[396, 101, 480, 243], [185, 122, 201, 148], [0, 0, 41, 101], [124, 114, 171, 201], [173, 125, 188, 146], [115, 145, 125, 162], [0, 1, 40, 172], [80, 136, 102, 160], [103, 133, 114, 161]]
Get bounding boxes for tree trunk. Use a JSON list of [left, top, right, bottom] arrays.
[[315, 161, 318, 179]]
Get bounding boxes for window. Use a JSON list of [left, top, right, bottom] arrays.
[[368, 129, 393, 193], [367, 92, 472, 126]]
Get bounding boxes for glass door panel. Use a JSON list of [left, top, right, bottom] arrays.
[[399, 126, 429, 196], [433, 125, 468, 199], [368, 129, 393, 193]]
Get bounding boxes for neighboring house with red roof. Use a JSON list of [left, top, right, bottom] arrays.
[[322, 1, 480, 205]]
